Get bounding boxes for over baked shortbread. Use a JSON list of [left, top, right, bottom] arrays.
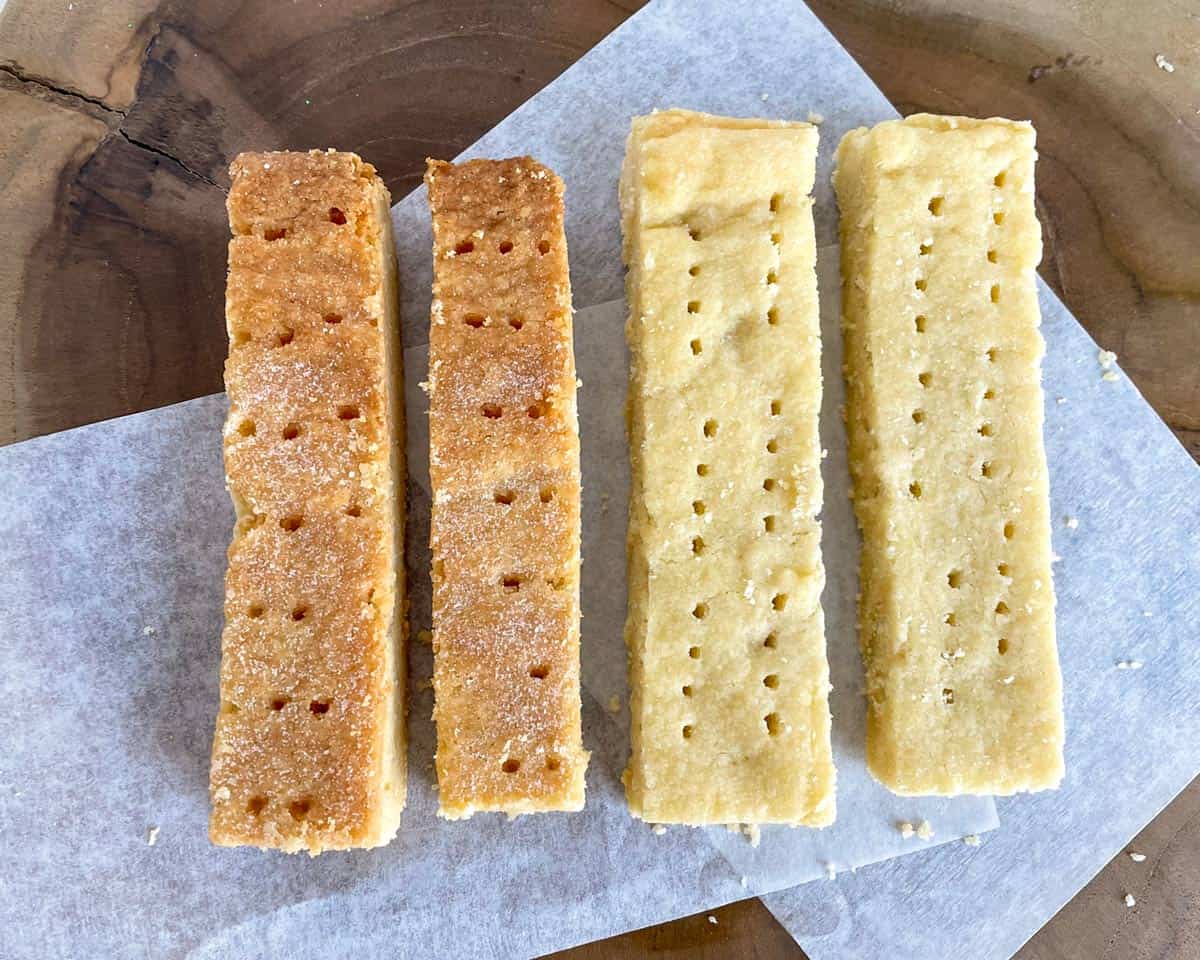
[[425, 157, 588, 818], [210, 150, 407, 853]]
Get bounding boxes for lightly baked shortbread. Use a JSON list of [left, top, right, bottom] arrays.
[[834, 115, 1065, 795], [621, 109, 836, 826]]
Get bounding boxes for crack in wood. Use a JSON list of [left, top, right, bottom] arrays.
[[0, 61, 217, 188], [117, 129, 218, 188], [0, 61, 125, 118]]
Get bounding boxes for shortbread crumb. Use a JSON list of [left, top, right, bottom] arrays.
[[1129, 851, 1146, 862], [916, 819, 934, 840], [963, 834, 982, 846]]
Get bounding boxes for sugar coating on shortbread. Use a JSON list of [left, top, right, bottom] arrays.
[[210, 150, 406, 853], [425, 156, 588, 818]]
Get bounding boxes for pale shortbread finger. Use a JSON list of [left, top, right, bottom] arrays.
[[621, 110, 836, 826], [834, 115, 1064, 795], [210, 150, 406, 853], [425, 157, 587, 818]]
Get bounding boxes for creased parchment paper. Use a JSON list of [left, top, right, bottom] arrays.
[[1, 0, 1197, 957]]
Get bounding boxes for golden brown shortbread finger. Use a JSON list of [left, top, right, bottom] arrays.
[[425, 157, 587, 818], [210, 150, 406, 853]]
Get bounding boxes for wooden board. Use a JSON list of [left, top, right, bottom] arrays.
[[1, 0, 1196, 957]]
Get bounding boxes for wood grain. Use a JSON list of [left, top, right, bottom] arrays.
[[0, 0, 1196, 957]]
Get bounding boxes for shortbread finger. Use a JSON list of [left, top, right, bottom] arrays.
[[210, 150, 406, 852], [426, 157, 587, 818], [621, 110, 836, 826], [835, 114, 1064, 795]]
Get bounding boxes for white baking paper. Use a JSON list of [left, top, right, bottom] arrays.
[[2, 0, 1197, 957]]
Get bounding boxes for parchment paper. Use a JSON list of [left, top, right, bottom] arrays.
[[2, 0, 1197, 957]]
